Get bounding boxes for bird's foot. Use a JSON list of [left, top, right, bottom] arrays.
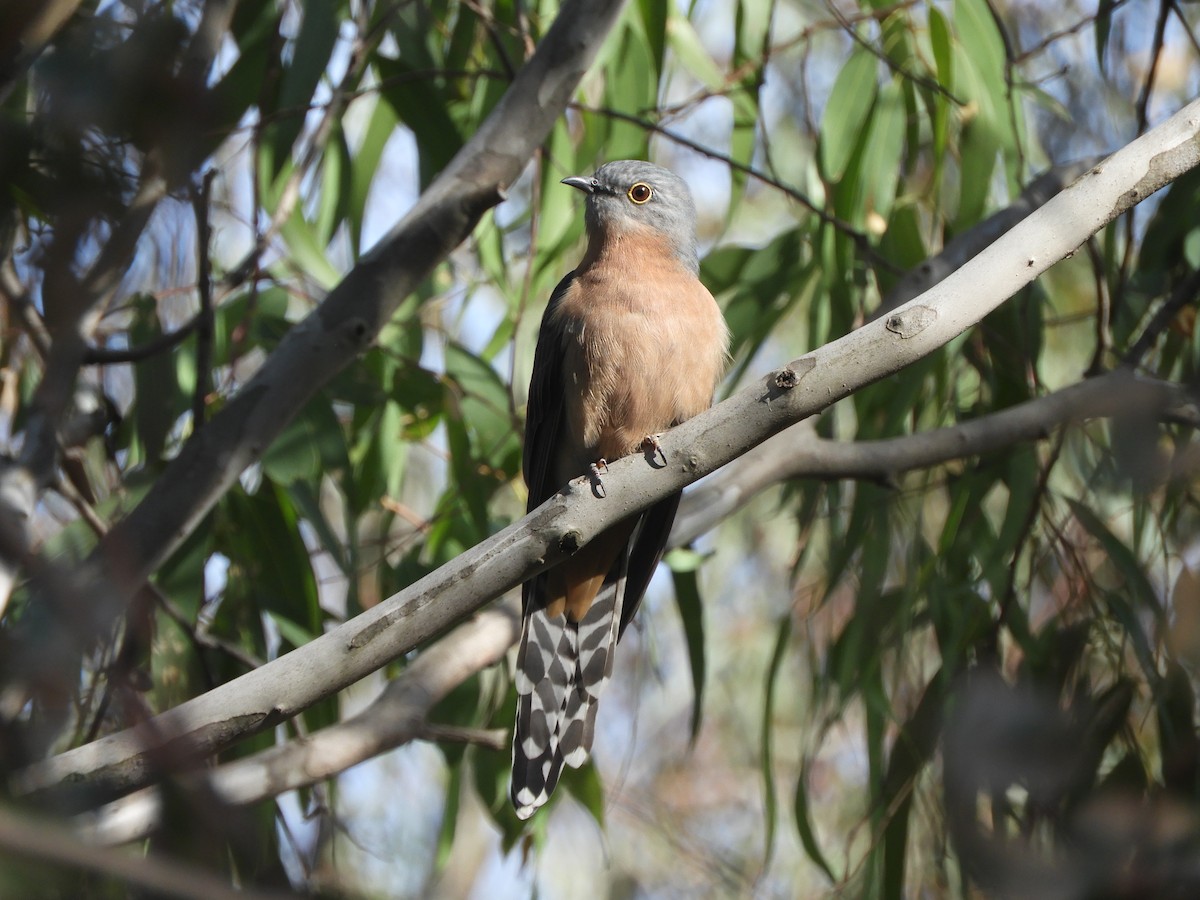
[[588, 459, 608, 497], [641, 434, 667, 467]]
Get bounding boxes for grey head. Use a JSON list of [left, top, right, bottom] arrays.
[[561, 160, 700, 274]]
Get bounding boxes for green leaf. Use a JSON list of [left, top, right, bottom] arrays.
[[794, 763, 837, 883], [443, 342, 521, 479], [1139, 168, 1200, 279], [347, 399, 409, 515], [279, 204, 343, 289], [374, 54, 464, 189], [953, 0, 1007, 116], [601, 24, 656, 162], [760, 616, 792, 867], [734, 0, 773, 68], [435, 762, 463, 871], [436, 343, 520, 539], [927, 6, 953, 164], [956, 119, 999, 227], [391, 366, 444, 441], [1068, 500, 1163, 615], [703, 228, 814, 386], [1068, 499, 1165, 682], [665, 16, 726, 91], [666, 547, 707, 746], [313, 126, 351, 246], [858, 80, 907, 225], [129, 294, 183, 465], [558, 761, 605, 827], [348, 95, 399, 255], [881, 672, 945, 900], [266, 610, 319, 650], [1095, 0, 1117, 73], [210, 5, 280, 140], [819, 48, 878, 182], [538, 122, 586, 257], [262, 395, 349, 485], [264, 0, 342, 178], [154, 516, 214, 619], [287, 479, 348, 573], [637, 0, 668, 79], [928, 6, 953, 87], [728, 0, 773, 207], [220, 481, 324, 640], [211, 287, 290, 364]]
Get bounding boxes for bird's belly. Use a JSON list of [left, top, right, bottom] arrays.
[[561, 308, 700, 465]]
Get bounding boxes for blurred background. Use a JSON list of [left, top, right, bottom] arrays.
[[2, 0, 1200, 897]]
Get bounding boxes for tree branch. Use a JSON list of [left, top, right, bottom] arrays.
[[671, 370, 1186, 545], [0, 0, 84, 103], [75, 602, 519, 845], [73, 368, 1188, 841], [15, 95, 1200, 803], [0, 0, 246, 648], [874, 157, 1102, 317], [0, 804, 289, 900]]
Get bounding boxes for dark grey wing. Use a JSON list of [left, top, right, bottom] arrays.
[[620, 408, 703, 632], [618, 492, 681, 638], [522, 271, 575, 511]]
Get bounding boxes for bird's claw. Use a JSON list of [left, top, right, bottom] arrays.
[[641, 434, 667, 466], [588, 459, 608, 497]]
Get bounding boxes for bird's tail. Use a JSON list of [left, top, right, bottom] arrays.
[[510, 548, 630, 819]]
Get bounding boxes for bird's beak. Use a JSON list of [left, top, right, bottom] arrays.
[[561, 175, 595, 193]]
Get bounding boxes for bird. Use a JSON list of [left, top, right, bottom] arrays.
[[511, 159, 729, 819]]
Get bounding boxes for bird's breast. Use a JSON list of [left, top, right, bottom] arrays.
[[550, 255, 728, 470]]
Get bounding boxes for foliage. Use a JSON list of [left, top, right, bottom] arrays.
[[1, 0, 1199, 897]]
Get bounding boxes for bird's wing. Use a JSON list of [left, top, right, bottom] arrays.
[[521, 271, 573, 509], [619, 491, 682, 638]]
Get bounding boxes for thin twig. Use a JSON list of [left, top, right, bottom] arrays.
[[984, 0, 1029, 173], [1135, 0, 1172, 137], [83, 316, 201, 364], [1085, 236, 1112, 375], [1123, 267, 1200, 367], [1170, 0, 1200, 58], [418, 723, 508, 751], [156, 587, 264, 672], [1013, 0, 1132, 64], [1116, 0, 1172, 317], [0, 263, 51, 358], [463, 0, 519, 78], [826, 0, 962, 105], [191, 170, 216, 430]]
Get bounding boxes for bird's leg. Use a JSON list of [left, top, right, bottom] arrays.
[[587, 459, 608, 497], [641, 434, 666, 467]]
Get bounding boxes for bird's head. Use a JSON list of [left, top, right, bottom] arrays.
[[562, 160, 700, 274]]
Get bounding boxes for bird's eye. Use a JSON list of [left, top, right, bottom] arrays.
[[627, 182, 652, 204]]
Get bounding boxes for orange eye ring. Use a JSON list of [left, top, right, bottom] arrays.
[[627, 182, 652, 204]]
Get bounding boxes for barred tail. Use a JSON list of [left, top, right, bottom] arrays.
[[510, 563, 627, 819]]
